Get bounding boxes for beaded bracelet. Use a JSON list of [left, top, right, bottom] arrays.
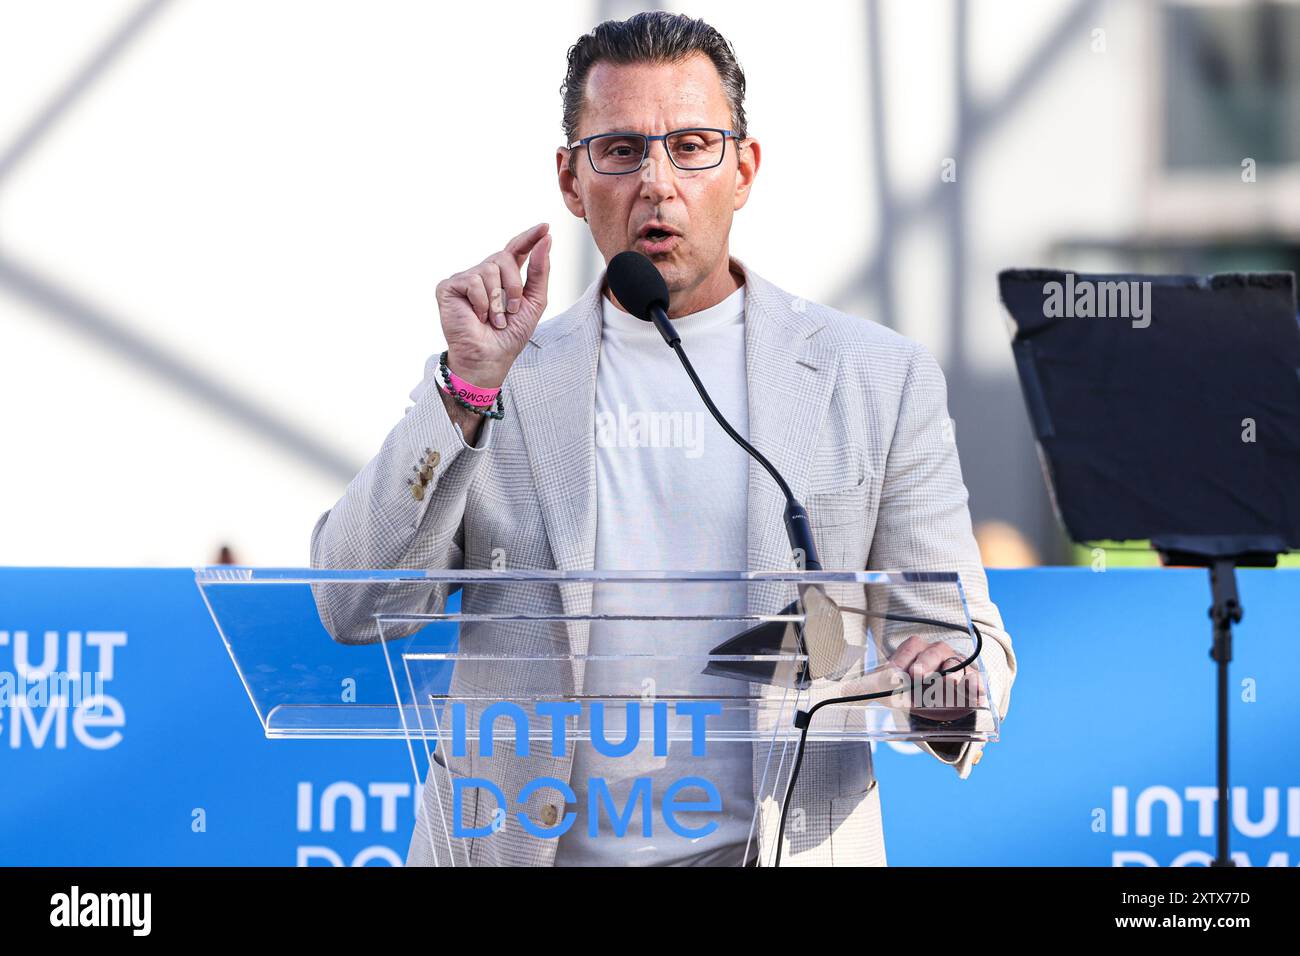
[[438, 350, 506, 420]]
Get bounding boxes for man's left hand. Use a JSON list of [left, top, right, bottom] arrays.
[[888, 634, 986, 722]]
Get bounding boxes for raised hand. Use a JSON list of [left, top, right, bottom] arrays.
[[435, 222, 552, 389]]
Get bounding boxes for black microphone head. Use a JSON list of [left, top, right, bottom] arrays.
[[607, 250, 670, 321]]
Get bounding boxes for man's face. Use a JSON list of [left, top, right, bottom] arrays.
[[557, 53, 760, 310]]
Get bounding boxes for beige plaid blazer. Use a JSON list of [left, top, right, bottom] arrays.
[[310, 255, 1016, 867]]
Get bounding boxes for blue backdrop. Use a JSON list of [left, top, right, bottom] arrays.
[[0, 567, 1296, 866]]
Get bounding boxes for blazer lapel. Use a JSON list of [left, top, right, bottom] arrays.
[[736, 262, 840, 864], [738, 261, 838, 582], [508, 276, 603, 692], [510, 278, 603, 581]]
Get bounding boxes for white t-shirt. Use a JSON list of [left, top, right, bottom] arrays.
[[553, 281, 755, 867]]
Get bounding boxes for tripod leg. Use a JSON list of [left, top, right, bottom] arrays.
[[1208, 559, 1238, 868]]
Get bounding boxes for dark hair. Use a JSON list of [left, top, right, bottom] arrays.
[[560, 11, 748, 172]]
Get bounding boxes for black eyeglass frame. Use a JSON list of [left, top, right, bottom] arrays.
[[566, 127, 738, 175]]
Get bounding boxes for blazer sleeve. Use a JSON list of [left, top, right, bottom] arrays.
[[865, 342, 1017, 779], [309, 351, 498, 644]]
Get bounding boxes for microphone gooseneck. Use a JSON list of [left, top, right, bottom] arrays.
[[606, 251, 982, 867], [605, 251, 822, 570]]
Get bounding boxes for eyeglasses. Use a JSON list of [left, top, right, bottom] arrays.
[[568, 127, 736, 175]]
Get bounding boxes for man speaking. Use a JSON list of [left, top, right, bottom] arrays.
[[310, 11, 1016, 866]]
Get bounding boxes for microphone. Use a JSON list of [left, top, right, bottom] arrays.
[[605, 250, 822, 572], [607, 252, 984, 867]]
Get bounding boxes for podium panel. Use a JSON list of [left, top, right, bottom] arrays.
[[197, 568, 997, 866]]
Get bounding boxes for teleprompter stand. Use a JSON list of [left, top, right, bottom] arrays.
[[1000, 269, 1300, 867]]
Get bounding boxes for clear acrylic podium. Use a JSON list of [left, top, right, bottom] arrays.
[[196, 567, 999, 867]]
